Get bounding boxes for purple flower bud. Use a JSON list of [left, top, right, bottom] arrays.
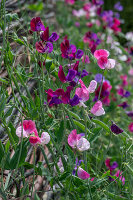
[[111, 122, 123, 134]]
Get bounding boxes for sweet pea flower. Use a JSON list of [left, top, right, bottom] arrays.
[[75, 79, 97, 107], [110, 122, 123, 134], [94, 80, 112, 105], [65, 0, 75, 5], [114, 2, 123, 11], [68, 129, 90, 151], [94, 49, 115, 69], [29, 132, 50, 146], [30, 17, 45, 32], [35, 41, 53, 54], [16, 120, 36, 138], [128, 122, 133, 132], [60, 39, 84, 60], [90, 101, 105, 116], [115, 170, 125, 185], [40, 27, 59, 43], [77, 167, 90, 180]]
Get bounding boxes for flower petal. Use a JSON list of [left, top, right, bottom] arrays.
[[77, 167, 90, 179]]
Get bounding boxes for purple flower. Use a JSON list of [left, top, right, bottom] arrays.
[[114, 2, 123, 11], [123, 91, 131, 98], [35, 41, 53, 53], [69, 95, 80, 107], [30, 17, 45, 32], [118, 102, 129, 109], [75, 49, 84, 59], [126, 111, 133, 117], [111, 122, 123, 134], [92, 0, 104, 6], [95, 73, 103, 83], [40, 27, 59, 43]]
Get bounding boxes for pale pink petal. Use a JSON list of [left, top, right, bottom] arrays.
[[16, 126, 28, 138], [77, 167, 90, 179], [78, 101, 87, 107], [106, 59, 116, 69], [90, 101, 105, 116], [94, 49, 109, 59], [128, 68, 133, 76], [88, 80, 97, 93], [76, 79, 89, 102], [41, 132, 50, 144], [77, 138, 90, 151], [97, 56, 108, 69], [68, 129, 78, 148]]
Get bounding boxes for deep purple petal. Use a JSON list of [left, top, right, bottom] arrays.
[[81, 69, 89, 78], [111, 123, 123, 134], [69, 94, 80, 107], [49, 32, 59, 42], [44, 42, 53, 53], [66, 69, 77, 82], [123, 91, 131, 98], [76, 49, 84, 59], [126, 111, 133, 117], [49, 96, 62, 105], [110, 161, 118, 170]]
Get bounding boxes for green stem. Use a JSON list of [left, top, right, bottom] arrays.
[[31, 147, 36, 197], [98, 70, 105, 100]]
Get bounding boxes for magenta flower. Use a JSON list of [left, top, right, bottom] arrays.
[[65, 0, 75, 5], [68, 129, 90, 151], [75, 79, 97, 107], [128, 122, 133, 132], [94, 80, 112, 105], [30, 17, 45, 32], [115, 170, 125, 185], [40, 27, 59, 43], [94, 49, 115, 69], [16, 120, 36, 138], [90, 101, 105, 116], [77, 167, 90, 180], [58, 63, 88, 86], [60, 39, 83, 60], [35, 41, 53, 53], [29, 132, 50, 146]]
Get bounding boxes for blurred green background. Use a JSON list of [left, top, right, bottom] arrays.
[[104, 0, 133, 33]]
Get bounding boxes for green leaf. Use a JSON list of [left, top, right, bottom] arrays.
[[10, 142, 27, 169], [91, 119, 110, 133], [4, 106, 14, 118], [0, 141, 5, 164], [125, 163, 133, 176], [28, 2, 43, 11], [0, 78, 8, 84], [59, 172, 70, 181], [106, 192, 128, 200], [64, 107, 81, 120], [89, 127, 102, 142], [45, 59, 53, 72], [73, 119, 91, 134], [8, 122, 19, 143]]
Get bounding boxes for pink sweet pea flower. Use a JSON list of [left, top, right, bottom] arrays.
[[94, 49, 115, 69], [68, 129, 90, 151], [128, 122, 133, 132], [75, 79, 97, 106], [29, 136, 42, 146], [90, 101, 105, 116], [115, 170, 125, 185], [16, 120, 36, 138], [29, 132, 50, 146], [77, 167, 90, 180], [94, 49, 109, 59]]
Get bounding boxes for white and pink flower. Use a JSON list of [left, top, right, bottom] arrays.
[[68, 129, 90, 151], [90, 100, 105, 116], [94, 49, 115, 69]]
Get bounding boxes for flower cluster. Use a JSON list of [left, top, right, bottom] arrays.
[[16, 120, 50, 146]]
